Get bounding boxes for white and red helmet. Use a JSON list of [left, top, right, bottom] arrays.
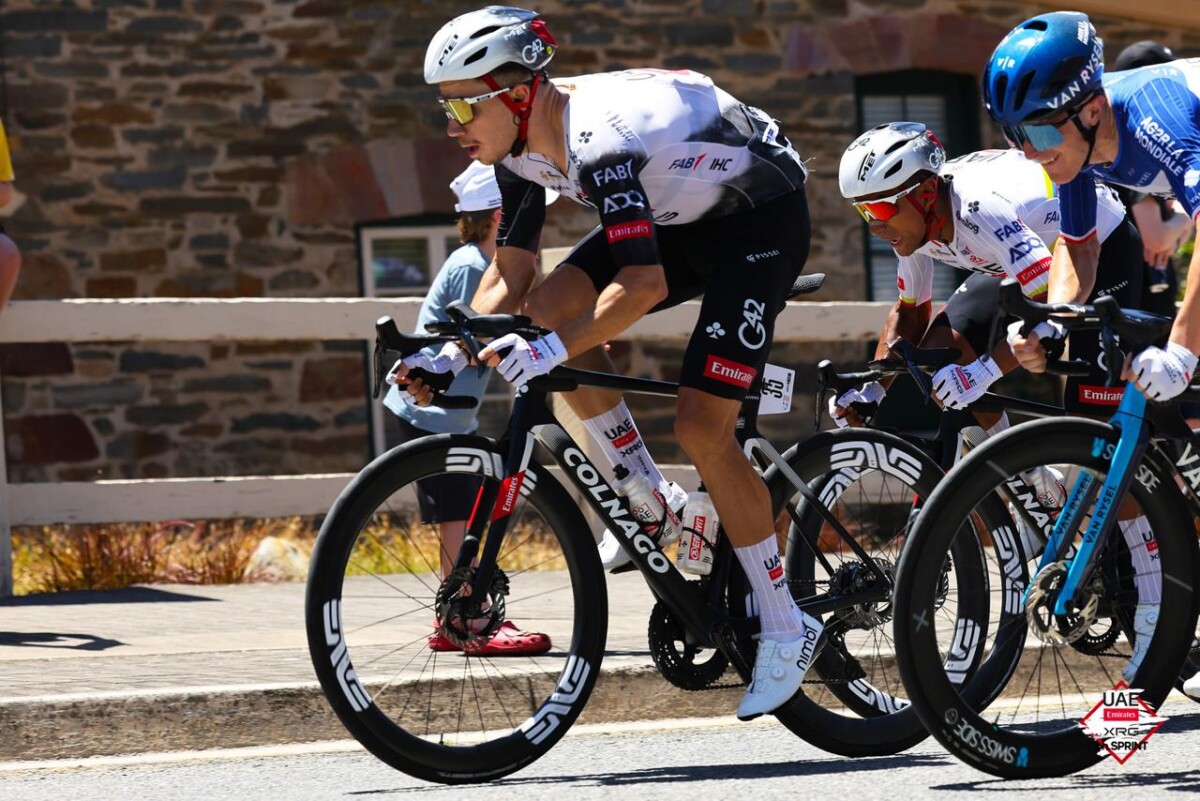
[[424, 6, 557, 85], [839, 122, 946, 200]]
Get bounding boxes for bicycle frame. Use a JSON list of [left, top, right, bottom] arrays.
[[445, 364, 894, 679]]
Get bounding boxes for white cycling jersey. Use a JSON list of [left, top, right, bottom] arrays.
[[896, 149, 1126, 306], [494, 68, 807, 268]]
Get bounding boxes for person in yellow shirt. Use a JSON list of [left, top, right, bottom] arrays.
[[0, 120, 19, 311]]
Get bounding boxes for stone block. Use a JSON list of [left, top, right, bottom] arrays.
[[120, 351, 206, 372], [99, 248, 168, 272], [7, 83, 69, 110], [71, 124, 117, 149], [231, 413, 322, 433], [232, 241, 305, 268], [268, 270, 321, 292], [300, 356, 364, 403], [13, 252, 75, 299], [51, 381, 143, 410], [0, 343, 74, 378], [106, 430, 172, 460], [6, 414, 100, 465], [138, 195, 253, 216], [101, 166, 188, 192], [181, 374, 272, 393], [4, 10, 108, 33], [34, 60, 109, 79], [123, 126, 186, 144], [15, 110, 67, 130], [128, 15, 205, 34], [41, 182, 93, 202], [73, 103, 156, 125], [127, 401, 209, 427], [5, 34, 64, 58]]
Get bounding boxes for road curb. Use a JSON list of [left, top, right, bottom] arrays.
[[0, 666, 740, 762]]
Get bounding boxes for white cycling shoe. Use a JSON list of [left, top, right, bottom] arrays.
[[598, 481, 687, 571], [1122, 603, 1159, 684], [737, 613, 824, 721], [1182, 670, 1200, 699]]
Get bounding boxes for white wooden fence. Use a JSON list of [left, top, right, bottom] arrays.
[[0, 295, 890, 596]]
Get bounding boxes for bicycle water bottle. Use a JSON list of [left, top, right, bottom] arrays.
[[612, 465, 680, 546], [676, 490, 719, 575]]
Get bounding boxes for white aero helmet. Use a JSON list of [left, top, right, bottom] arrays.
[[424, 6, 557, 85], [838, 122, 946, 200]]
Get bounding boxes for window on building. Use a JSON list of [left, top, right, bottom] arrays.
[[855, 71, 982, 301], [356, 215, 458, 296]]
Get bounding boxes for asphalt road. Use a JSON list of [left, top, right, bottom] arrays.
[[4, 700, 1199, 800]]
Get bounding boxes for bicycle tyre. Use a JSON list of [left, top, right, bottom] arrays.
[[894, 418, 1197, 779], [767, 428, 1006, 757], [306, 434, 608, 784]]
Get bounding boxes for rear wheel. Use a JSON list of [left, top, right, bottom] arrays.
[[306, 435, 607, 784], [767, 428, 1004, 756]]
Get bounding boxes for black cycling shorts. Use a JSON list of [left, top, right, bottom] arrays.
[[395, 417, 480, 524], [932, 215, 1144, 416], [558, 189, 812, 400]]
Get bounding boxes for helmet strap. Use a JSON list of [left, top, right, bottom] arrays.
[[483, 72, 545, 158], [912, 179, 947, 243], [1071, 112, 1099, 168]]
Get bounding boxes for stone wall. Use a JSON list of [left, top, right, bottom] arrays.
[[0, 1, 1193, 482]]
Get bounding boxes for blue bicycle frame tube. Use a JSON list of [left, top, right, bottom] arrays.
[[1051, 383, 1150, 616]]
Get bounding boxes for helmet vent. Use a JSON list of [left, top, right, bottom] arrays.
[[883, 162, 903, 180], [471, 25, 502, 40], [993, 73, 1009, 112], [1013, 71, 1035, 111], [463, 49, 487, 66], [1024, 19, 1049, 32]]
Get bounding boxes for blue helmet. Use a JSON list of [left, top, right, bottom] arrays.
[[982, 11, 1104, 126]]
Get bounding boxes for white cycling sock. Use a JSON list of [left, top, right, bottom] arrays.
[[1118, 515, 1162, 604], [962, 413, 1009, 450], [582, 400, 668, 489], [986, 412, 1010, 437], [735, 535, 807, 641]]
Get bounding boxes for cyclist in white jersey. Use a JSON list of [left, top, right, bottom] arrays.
[[839, 119, 1162, 686], [831, 122, 1138, 425], [395, 6, 821, 721], [981, 12, 1200, 402]]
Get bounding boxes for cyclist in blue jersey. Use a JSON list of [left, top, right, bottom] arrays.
[[982, 12, 1200, 401]]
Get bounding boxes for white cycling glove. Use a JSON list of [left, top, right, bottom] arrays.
[[385, 341, 468, 387], [932, 358, 1004, 410], [1130, 341, 1198, 401], [491, 331, 569, 389], [828, 380, 886, 428], [1006, 319, 1067, 358]]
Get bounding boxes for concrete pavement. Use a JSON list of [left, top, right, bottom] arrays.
[[0, 573, 748, 762]]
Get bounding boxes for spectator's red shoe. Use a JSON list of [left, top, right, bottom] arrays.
[[429, 621, 552, 656]]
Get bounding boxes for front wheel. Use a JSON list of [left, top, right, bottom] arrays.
[[305, 435, 608, 784], [894, 418, 1197, 779]]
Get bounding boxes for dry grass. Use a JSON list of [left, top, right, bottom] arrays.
[[11, 514, 567, 596], [11, 516, 319, 596]]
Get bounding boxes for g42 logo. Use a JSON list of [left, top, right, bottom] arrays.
[[738, 299, 766, 349]]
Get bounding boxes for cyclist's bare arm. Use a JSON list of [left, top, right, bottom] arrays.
[[1047, 235, 1100, 304], [549, 263, 667, 357], [469, 246, 538, 315], [874, 299, 932, 389]]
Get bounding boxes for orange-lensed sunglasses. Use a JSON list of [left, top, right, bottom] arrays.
[[852, 183, 921, 223]]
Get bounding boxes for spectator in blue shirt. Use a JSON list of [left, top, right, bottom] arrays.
[[384, 161, 557, 656]]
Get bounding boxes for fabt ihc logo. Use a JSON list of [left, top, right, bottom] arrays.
[[1078, 681, 1166, 764]]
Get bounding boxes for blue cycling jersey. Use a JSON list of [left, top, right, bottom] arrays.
[[1060, 58, 1200, 240]]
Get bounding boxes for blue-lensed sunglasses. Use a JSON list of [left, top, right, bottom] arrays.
[[1001, 105, 1088, 151]]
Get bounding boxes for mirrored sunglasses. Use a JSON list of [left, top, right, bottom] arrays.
[[1001, 105, 1086, 152], [852, 183, 920, 223], [437, 86, 510, 125]]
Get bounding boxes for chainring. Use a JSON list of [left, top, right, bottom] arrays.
[[647, 599, 730, 691]]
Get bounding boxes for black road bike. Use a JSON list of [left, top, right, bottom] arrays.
[[305, 273, 1000, 783]]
